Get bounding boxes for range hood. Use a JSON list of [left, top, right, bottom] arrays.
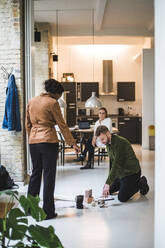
[[101, 60, 115, 95]]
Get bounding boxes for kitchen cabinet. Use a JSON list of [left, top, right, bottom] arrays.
[[118, 116, 142, 144], [77, 82, 99, 101], [61, 82, 99, 126], [136, 117, 142, 144], [61, 82, 76, 127], [117, 82, 135, 101]]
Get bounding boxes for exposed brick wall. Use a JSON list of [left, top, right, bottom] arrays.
[[0, 0, 25, 181]]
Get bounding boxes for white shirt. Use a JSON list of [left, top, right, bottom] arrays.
[[94, 117, 112, 147]]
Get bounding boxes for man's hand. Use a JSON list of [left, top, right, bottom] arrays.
[[73, 144, 80, 154], [102, 184, 110, 197], [92, 136, 96, 147]]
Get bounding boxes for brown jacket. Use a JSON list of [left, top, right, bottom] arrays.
[[25, 93, 76, 145]]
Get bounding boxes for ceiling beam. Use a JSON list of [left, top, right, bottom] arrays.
[[95, 0, 107, 31], [52, 26, 154, 37]]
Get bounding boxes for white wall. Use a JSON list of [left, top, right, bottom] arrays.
[[155, 0, 165, 247], [98, 44, 142, 115], [54, 36, 147, 116], [34, 23, 50, 96], [142, 49, 154, 149]]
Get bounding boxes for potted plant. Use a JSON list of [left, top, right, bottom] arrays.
[[0, 190, 63, 248]]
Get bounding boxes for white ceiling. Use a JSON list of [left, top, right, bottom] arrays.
[[34, 0, 154, 37]]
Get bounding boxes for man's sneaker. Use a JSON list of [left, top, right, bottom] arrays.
[[139, 176, 149, 195], [73, 154, 85, 162]]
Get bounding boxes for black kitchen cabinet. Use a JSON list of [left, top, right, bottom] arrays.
[[118, 116, 142, 144], [136, 117, 142, 144], [61, 82, 99, 126], [117, 82, 135, 101], [61, 82, 76, 127], [80, 82, 99, 101]]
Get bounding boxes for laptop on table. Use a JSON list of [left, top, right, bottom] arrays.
[[78, 121, 90, 129]]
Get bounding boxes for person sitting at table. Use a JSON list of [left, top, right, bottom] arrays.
[[74, 107, 112, 169]]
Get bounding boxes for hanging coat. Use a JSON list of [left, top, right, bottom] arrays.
[[2, 74, 21, 132]]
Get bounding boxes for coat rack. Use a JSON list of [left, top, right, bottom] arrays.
[[1, 66, 14, 79]]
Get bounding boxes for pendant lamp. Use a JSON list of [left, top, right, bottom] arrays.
[[85, 11, 102, 109], [58, 93, 66, 108], [85, 92, 102, 108], [58, 98, 66, 108]]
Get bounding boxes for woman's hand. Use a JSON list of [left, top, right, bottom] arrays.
[[92, 136, 96, 147], [102, 184, 110, 197], [73, 144, 80, 154]]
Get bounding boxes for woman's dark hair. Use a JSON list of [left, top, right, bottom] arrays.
[[44, 79, 64, 95], [99, 107, 108, 118]]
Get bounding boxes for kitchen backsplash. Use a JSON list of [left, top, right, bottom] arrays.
[[77, 95, 142, 116], [99, 95, 142, 116]]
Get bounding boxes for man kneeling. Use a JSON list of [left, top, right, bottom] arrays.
[[95, 125, 149, 202]]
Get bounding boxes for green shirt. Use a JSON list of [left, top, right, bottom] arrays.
[[106, 135, 140, 186]]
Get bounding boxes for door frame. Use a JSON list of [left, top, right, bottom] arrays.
[[24, 0, 35, 175]]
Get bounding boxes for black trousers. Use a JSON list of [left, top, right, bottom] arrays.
[[82, 135, 94, 162], [110, 170, 141, 202], [28, 143, 59, 217]]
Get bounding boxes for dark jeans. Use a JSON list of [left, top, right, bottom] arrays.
[[28, 143, 59, 218], [82, 135, 94, 162], [110, 170, 141, 202]]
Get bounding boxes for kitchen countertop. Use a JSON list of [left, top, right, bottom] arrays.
[[76, 114, 142, 118], [117, 115, 141, 118]]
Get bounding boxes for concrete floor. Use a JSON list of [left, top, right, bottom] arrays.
[[36, 145, 154, 248]]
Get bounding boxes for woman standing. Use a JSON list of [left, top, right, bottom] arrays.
[[74, 107, 112, 169], [26, 79, 79, 220]]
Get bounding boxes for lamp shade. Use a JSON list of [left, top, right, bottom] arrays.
[[58, 97, 66, 108], [85, 92, 102, 108]]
